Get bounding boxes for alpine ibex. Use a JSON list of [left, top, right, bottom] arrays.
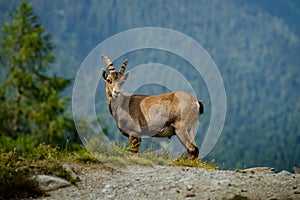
[[101, 55, 204, 158]]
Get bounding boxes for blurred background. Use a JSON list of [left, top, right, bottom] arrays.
[[1, 0, 299, 171]]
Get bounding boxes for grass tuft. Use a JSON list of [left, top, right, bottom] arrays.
[[171, 155, 217, 169], [73, 148, 100, 164]]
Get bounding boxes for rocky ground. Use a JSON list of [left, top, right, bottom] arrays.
[[36, 163, 300, 200]]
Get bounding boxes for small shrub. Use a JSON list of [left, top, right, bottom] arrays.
[[29, 144, 61, 161], [0, 150, 44, 199], [73, 148, 100, 164], [0, 144, 81, 199]]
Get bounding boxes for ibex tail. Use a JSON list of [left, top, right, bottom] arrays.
[[198, 100, 204, 115]]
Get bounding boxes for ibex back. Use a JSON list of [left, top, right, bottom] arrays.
[[101, 55, 204, 158]]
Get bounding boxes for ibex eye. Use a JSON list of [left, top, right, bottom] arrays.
[[107, 79, 112, 84]]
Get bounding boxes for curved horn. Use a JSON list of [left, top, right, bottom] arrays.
[[102, 55, 115, 72], [119, 59, 128, 74]]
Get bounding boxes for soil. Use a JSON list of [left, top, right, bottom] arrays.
[[37, 163, 300, 200], [35, 164, 300, 200]]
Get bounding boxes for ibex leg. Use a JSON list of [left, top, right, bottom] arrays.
[[175, 124, 199, 158], [129, 135, 141, 153]]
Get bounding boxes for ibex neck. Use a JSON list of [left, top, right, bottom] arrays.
[[107, 92, 128, 115]]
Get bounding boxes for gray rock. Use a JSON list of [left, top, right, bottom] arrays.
[[241, 167, 275, 173], [277, 170, 291, 176], [35, 175, 71, 191], [185, 192, 196, 198], [62, 163, 78, 180], [293, 167, 300, 174], [159, 186, 165, 190], [186, 184, 193, 191]]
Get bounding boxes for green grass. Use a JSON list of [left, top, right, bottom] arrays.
[[83, 137, 171, 167], [84, 137, 217, 169]]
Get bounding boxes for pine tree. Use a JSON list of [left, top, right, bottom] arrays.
[[0, 0, 74, 146]]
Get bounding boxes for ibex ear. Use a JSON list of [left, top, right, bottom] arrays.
[[102, 69, 107, 80], [124, 72, 129, 80]]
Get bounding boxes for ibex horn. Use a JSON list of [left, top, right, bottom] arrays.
[[119, 59, 128, 74], [102, 55, 115, 72]]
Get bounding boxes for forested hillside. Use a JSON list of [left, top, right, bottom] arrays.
[[1, 0, 299, 171]]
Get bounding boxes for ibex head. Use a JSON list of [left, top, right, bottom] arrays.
[[102, 55, 129, 99]]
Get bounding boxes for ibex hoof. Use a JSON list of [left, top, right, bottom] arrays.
[[188, 146, 199, 159]]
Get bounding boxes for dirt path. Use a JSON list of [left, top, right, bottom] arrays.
[[39, 164, 300, 200]]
